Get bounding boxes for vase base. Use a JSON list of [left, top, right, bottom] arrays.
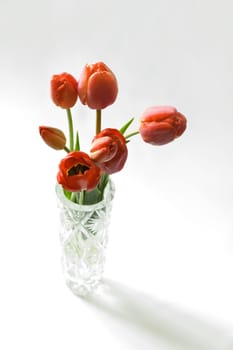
[[65, 278, 101, 297], [62, 256, 104, 297]]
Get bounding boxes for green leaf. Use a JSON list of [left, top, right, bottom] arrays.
[[83, 174, 109, 204], [74, 130, 80, 151], [98, 173, 109, 195], [64, 189, 72, 200], [83, 187, 102, 204], [119, 117, 134, 134], [63, 173, 110, 205]]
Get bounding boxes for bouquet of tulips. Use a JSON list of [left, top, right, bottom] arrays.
[[39, 62, 187, 205]]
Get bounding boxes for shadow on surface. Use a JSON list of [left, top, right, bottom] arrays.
[[84, 278, 233, 350]]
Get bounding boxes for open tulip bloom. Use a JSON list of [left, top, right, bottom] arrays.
[[39, 61, 187, 205]]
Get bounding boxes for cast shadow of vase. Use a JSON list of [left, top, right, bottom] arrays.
[[84, 278, 233, 350]]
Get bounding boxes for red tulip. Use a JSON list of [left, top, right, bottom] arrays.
[[90, 128, 128, 174], [139, 106, 187, 145], [78, 62, 118, 109], [39, 126, 66, 150], [57, 151, 101, 192], [51, 73, 78, 109]]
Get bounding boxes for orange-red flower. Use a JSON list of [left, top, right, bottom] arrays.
[[51, 73, 78, 109], [57, 151, 101, 192], [39, 126, 66, 150], [78, 62, 118, 109], [139, 106, 187, 145], [90, 128, 128, 174]]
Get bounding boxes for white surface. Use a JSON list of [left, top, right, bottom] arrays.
[[1, 0, 233, 349]]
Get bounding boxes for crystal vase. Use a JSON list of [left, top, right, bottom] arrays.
[[55, 179, 115, 296]]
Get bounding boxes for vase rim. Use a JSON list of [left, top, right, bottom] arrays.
[[55, 178, 115, 211]]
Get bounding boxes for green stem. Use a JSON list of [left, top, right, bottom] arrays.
[[96, 109, 102, 135], [125, 131, 140, 140], [63, 146, 70, 153], [99, 173, 109, 199], [66, 108, 74, 151], [79, 190, 85, 205], [70, 192, 77, 203]]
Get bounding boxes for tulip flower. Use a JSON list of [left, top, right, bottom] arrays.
[[90, 128, 128, 174], [78, 62, 118, 110], [51, 73, 78, 109], [139, 106, 187, 145], [39, 126, 66, 150], [57, 151, 101, 192]]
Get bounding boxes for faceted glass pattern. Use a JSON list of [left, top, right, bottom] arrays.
[[56, 180, 115, 296]]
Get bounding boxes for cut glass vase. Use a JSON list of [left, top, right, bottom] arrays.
[[56, 179, 115, 297]]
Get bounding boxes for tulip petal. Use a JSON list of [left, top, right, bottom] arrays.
[[139, 106, 187, 146], [57, 151, 101, 192], [51, 73, 78, 109], [39, 126, 66, 150], [78, 62, 118, 109], [90, 128, 128, 174]]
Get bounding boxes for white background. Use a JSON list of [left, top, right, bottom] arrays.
[[1, 0, 233, 349]]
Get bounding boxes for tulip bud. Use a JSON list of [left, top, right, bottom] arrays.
[[39, 126, 66, 150], [90, 128, 128, 174], [139, 106, 187, 145], [51, 72, 78, 109], [57, 151, 101, 192], [78, 62, 118, 109]]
